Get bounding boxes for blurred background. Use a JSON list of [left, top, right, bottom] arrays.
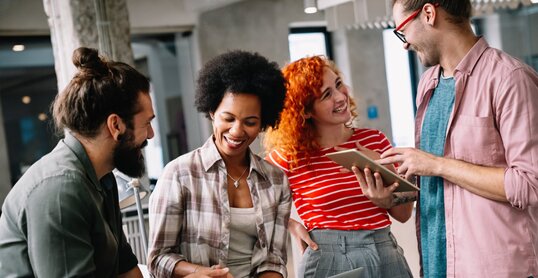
[[1, 0, 537, 276]]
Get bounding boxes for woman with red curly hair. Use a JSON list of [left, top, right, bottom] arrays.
[[264, 56, 414, 278]]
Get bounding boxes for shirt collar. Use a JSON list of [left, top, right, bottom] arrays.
[[63, 131, 102, 191], [453, 36, 489, 76], [424, 37, 489, 91], [199, 136, 269, 181]]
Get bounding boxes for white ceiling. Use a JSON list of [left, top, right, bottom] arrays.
[[183, 0, 245, 12], [0, 0, 247, 35]]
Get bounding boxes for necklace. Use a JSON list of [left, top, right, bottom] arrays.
[[227, 167, 248, 188]]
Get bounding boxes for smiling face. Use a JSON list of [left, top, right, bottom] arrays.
[[307, 67, 352, 128], [113, 92, 155, 177], [211, 92, 262, 162], [393, 2, 441, 67]]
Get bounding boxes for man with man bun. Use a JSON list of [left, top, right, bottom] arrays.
[[0, 47, 154, 278]]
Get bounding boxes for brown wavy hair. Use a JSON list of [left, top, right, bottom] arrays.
[[264, 56, 357, 170], [52, 47, 149, 138]]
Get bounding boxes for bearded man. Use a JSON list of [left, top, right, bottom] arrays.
[[0, 47, 155, 278]]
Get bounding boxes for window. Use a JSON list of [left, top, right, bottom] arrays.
[[0, 36, 58, 185], [382, 29, 416, 147], [288, 26, 332, 61]]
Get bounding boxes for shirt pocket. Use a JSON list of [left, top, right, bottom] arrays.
[[450, 114, 504, 164]]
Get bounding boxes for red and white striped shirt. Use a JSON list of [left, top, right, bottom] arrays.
[[267, 128, 393, 231]]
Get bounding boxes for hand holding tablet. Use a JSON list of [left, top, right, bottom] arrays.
[[326, 148, 419, 192]]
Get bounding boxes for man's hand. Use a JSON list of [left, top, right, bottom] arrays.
[[379, 147, 440, 180], [288, 219, 318, 254], [380, 147, 508, 202]]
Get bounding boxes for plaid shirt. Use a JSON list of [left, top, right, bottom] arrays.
[[148, 137, 291, 277]]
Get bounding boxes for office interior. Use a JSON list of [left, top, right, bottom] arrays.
[[1, 0, 537, 276]]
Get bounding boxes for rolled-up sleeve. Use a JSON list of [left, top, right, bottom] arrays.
[[148, 164, 186, 277], [497, 67, 538, 209]]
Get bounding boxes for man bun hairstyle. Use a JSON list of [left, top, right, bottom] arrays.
[[72, 47, 109, 77], [52, 47, 150, 138]]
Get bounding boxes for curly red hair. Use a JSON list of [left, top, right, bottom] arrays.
[[264, 56, 357, 170]]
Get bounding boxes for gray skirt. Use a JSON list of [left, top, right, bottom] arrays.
[[298, 228, 412, 278]]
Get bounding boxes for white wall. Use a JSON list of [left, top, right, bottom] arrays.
[[196, 0, 325, 66], [345, 28, 393, 140], [0, 0, 197, 35], [0, 0, 49, 35], [391, 213, 420, 277], [126, 0, 196, 33]]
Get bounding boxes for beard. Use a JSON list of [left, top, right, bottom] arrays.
[[412, 39, 440, 68], [113, 130, 147, 178]]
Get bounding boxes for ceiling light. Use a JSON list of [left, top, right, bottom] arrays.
[[38, 113, 48, 121], [12, 44, 25, 52], [22, 96, 31, 104], [304, 0, 318, 14]]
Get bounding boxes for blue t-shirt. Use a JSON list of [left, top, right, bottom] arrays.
[[419, 74, 455, 278]]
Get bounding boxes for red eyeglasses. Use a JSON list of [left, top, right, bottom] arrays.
[[393, 3, 439, 43]]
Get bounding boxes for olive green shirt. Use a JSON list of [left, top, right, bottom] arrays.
[[0, 133, 138, 277]]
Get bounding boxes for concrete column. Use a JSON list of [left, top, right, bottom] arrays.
[[43, 0, 134, 91]]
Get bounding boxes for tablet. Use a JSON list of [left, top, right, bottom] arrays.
[[328, 267, 365, 278], [326, 149, 419, 192]]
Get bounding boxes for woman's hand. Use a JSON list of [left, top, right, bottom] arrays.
[[288, 219, 318, 254], [185, 265, 233, 278], [336, 143, 398, 209], [353, 166, 398, 209]]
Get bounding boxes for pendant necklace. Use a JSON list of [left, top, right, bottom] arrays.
[[227, 167, 248, 188]]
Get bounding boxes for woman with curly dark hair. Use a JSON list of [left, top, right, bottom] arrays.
[[148, 50, 291, 278], [264, 56, 414, 278]]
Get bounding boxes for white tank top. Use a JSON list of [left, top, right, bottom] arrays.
[[227, 207, 257, 278]]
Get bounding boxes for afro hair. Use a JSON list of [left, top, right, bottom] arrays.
[[195, 50, 286, 130]]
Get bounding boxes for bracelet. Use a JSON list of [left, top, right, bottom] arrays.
[[192, 266, 199, 273]]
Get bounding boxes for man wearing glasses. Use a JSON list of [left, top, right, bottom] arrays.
[[378, 0, 538, 277]]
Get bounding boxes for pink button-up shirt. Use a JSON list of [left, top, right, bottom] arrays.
[[415, 37, 538, 277]]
